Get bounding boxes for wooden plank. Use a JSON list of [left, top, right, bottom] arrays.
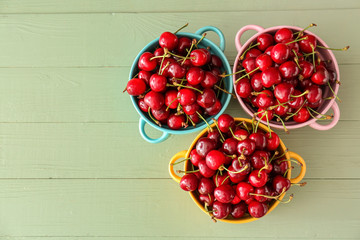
[[0, 10, 357, 67], [0, 0, 359, 13], [0, 179, 358, 238], [0, 120, 358, 179], [0, 64, 355, 123]]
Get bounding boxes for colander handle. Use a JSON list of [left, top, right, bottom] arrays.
[[139, 118, 170, 144], [195, 26, 226, 52], [235, 25, 265, 52], [309, 102, 340, 131], [169, 150, 188, 183], [288, 151, 306, 184]]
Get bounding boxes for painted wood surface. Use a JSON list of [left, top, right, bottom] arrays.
[[0, 1, 359, 239]]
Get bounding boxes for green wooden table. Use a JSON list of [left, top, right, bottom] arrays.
[[0, 1, 359, 239]]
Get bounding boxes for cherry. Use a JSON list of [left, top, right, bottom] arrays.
[[299, 34, 317, 53], [242, 57, 258, 76], [275, 28, 293, 43], [257, 33, 274, 51], [196, 137, 217, 158], [190, 149, 203, 167], [218, 114, 235, 133], [249, 132, 267, 150], [282, 39, 300, 57], [159, 31, 178, 51], [273, 158, 289, 175], [279, 61, 299, 79], [236, 182, 254, 201], [207, 130, 221, 146], [231, 158, 251, 176], [231, 202, 247, 218], [307, 98, 323, 109], [283, 78, 299, 88], [255, 90, 274, 108], [237, 139, 256, 156], [167, 113, 185, 129], [138, 52, 157, 71], [198, 160, 216, 178], [197, 88, 216, 108], [214, 184, 236, 203], [250, 72, 263, 92], [177, 88, 196, 106], [299, 60, 314, 79], [306, 85, 322, 103], [201, 71, 218, 88], [264, 46, 273, 56], [311, 65, 330, 85], [212, 201, 231, 219], [198, 177, 216, 195], [149, 74, 167, 92], [293, 107, 310, 123], [138, 98, 149, 112], [211, 55, 223, 68], [213, 171, 230, 186], [245, 48, 262, 58], [159, 58, 176, 77], [176, 37, 192, 55], [210, 68, 222, 80], [255, 54, 273, 71], [164, 90, 179, 109], [151, 106, 170, 121], [183, 102, 200, 115], [248, 201, 268, 218], [250, 150, 269, 169], [179, 173, 199, 191], [288, 89, 305, 109], [206, 150, 226, 170], [126, 78, 147, 96], [138, 70, 152, 85], [261, 67, 281, 88], [190, 48, 210, 66], [204, 99, 222, 116], [167, 62, 186, 79], [272, 175, 291, 194], [189, 112, 201, 124], [236, 78, 252, 98], [144, 91, 165, 110], [153, 48, 165, 64], [186, 67, 204, 86], [274, 82, 295, 103], [222, 138, 238, 155], [257, 108, 274, 121], [299, 78, 313, 90], [199, 193, 215, 206], [233, 128, 249, 140], [274, 103, 289, 116], [271, 43, 290, 64], [265, 132, 280, 151], [249, 170, 268, 187]]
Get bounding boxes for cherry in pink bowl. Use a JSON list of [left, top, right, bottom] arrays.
[[233, 25, 340, 131]]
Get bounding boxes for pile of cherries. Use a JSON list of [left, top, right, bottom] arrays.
[[234, 25, 347, 128], [175, 114, 303, 221], [125, 24, 230, 130]]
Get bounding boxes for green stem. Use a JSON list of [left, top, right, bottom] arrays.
[[170, 157, 191, 166], [174, 23, 189, 34], [196, 111, 212, 132]]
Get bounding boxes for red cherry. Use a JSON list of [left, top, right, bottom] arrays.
[[204, 99, 222, 116], [144, 91, 164, 110], [222, 138, 239, 155], [275, 28, 293, 43], [233, 128, 249, 140], [210, 55, 223, 68], [206, 150, 226, 170], [199, 193, 215, 206], [198, 177, 216, 195], [138, 52, 157, 71], [151, 106, 170, 121], [249, 170, 268, 188], [265, 132, 280, 151], [245, 48, 262, 58], [159, 58, 176, 77], [183, 102, 200, 115], [153, 48, 165, 64], [207, 130, 221, 147], [231, 158, 251, 176], [242, 57, 258, 76], [261, 67, 281, 88], [236, 182, 254, 201], [149, 74, 167, 92], [190, 48, 210, 67], [196, 88, 216, 108], [248, 201, 268, 218], [299, 60, 314, 79], [126, 78, 146, 96], [306, 85, 322, 103], [190, 149, 203, 167], [236, 78, 252, 98], [230, 191, 242, 205], [264, 46, 273, 56], [307, 98, 323, 109], [214, 184, 236, 203], [299, 34, 317, 53], [196, 137, 217, 158], [279, 61, 300, 79], [255, 90, 274, 108], [167, 62, 186, 79], [250, 150, 269, 169], [178, 88, 196, 106], [237, 139, 256, 156], [299, 78, 314, 90], [271, 43, 290, 64], [198, 160, 216, 178], [218, 114, 235, 133], [159, 32, 178, 51], [274, 103, 289, 116], [293, 107, 310, 123], [186, 67, 204, 86], [138, 70, 152, 85], [257, 108, 274, 121], [167, 113, 185, 129], [311, 65, 330, 85], [252, 186, 271, 203], [213, 171, 230, 186], [165, 90, 179, 109], [201, 71, 218, 88], [273, 158, 289, 175], [256, 33, 274, 51], [255, 54, 273, 71], [274, 82, 295, 103], [249, 132, 267, 150], [179, 173, 199, 191], [288, 89, 305, 109], [250, 72, 263, 92], [176, 37, 191, 55], [212, 201, 231, 219], [272, 175, 291, 194]]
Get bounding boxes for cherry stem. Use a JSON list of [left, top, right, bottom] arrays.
[[177, 169, 199, 174], [222, 164, 248, 174], [317, 45, 349, 51], [166, 97, 180, 111], [174, 23, 189, 34], [274, 114, 289, 134], [169, 82, 203, 94], [242, 121, 251, 133], [220, 175, 230, 185], [327, 81, 342, 103], [168, 51, 194, 60], [292, 182, 307, 187], [220, 68, 246, 77], [285, 100, 308, 121], [240, 42, 260, 60], [211, 118, 226, 142], [265, 111, 272, 138], [150, 54, 169, 61], [283, 167, 291, 177], [196, 111, 212, 132], [278, 158, 303, 166], [249, 189, 292, 203], [307, 106, 333, 120], [280, 194, 294, 204], [286, 36, 308, 45], [292, 49, 302, 70], [274, 149, 289, 160], [195, 33, 207, 48], [185, 113, 196, 127], [294, 23, 317, 39], [160, 61, 170, 75], [269, 151, 279, 163], [254, 112, 266, 133], [258, 158, 269, 177], [147, 108, 161, 126], [311, 45, 316, 71], [170, 157, 191, 166], [235, 67, 259, 83], [216, 77, 224, 98], [214, 85, 236, 98], [181, 39, 196, 65], [229, 127, 245, 141], [225, 154, 237, 159], [290, 90, 309, 98]]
